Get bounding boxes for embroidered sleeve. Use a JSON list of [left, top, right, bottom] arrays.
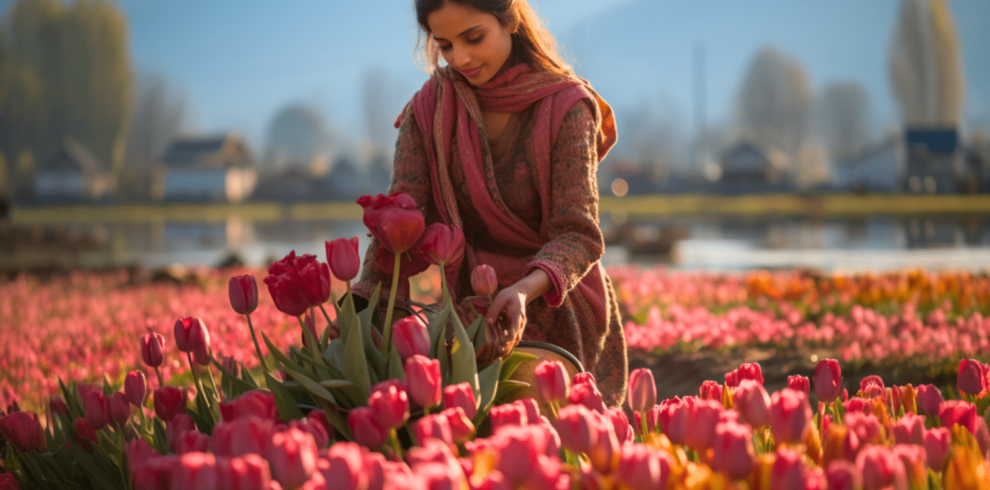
[[352, 103, 434, 303], [524, 101, 604, 307]]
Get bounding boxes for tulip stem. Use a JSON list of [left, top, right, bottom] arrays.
[[245, 314, 270, 377], [204, 358, 221, 404], [154, 366, 164, 388], [638, 409, 648, 439], [388, 428, 404, 461], [440, 264, 450, 306], [187, 352, 208, 404], [381, 252, 402, 355]]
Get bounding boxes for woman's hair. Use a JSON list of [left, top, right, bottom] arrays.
[[414, 0, 572, 76]]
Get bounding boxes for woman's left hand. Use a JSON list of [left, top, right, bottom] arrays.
[[482, 269, 552, 355]]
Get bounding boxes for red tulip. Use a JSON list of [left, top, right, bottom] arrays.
[[0, 411, 46, 452], [699, 380, 723, 402], [788, 375, 811, 397], [724, 369, 740, 388], [490, 403, 528, 432], [607, 408, 634, 444], [814, 359, 842, 403], [618, 444, 667, 490], [174, 430, 211, 455], [441, 407, 475, 443], [142, 333, 166, 368], [306, 409, 335, 442], [264, 251, 330, 316], [217, 454, 273, 490], [269, 427, 318, 490], [392, 315, 431, 360], [286, 417, 330, 449], [938, 400, 978, 433], [855, 445, 907, 490], [325, 237, 361, 281], [166, 413, 196, 452], [770, 388, 812, 445], [125, 438, 159, 474], [915, 384, 943, 416], [859, 375, 884, 392], [712, 420, 755, 479], [471, 265, 498, 297], [129, 455, 176, 490], [533, 360, 569, 404], [108, 392, 133, 427], [958, 358, 989, 397], [84, 390, 109, 430], [379, 208, 425, 254], [569, 375, 606, 414], [443, 382, 478, 419], [556, 404, 596, 455], [219, 390, 277, 422], [738, 363, 764, 385], [174, 317, 211, 365], [318, 442, 367, 490], [170, 452, 218, 490], [770, 448, 809, 490], [733, 379, 771, 429], [228, 274, 259, 315], [415, 223, 465, 266], [405, 355, 442, 409], [72, 417, 98, 451], [154, 386, 187, 422], [924, 427, 950, 471], [368, 379, 409, 431], [50, 396, 69, 418], [628, 368, 657, 414], [211, 416, 275, 457], [893, 412, 925, 446], [0, 473, 19, 490], [825, 460, 862, 490], [348, 407, 388, 449], [124, 371, 147, 407], [413, 412, 454, 447]]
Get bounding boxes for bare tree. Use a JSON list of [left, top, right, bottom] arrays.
[[815, 82, 871, 160], [889, 0, 965, 125]]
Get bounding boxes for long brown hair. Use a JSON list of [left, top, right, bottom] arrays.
[[414, 0, 572, 77]]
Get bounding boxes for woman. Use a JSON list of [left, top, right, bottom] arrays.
[[353, 0, 627, 406]]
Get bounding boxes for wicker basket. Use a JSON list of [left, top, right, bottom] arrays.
[[501, 341, 583, 421]]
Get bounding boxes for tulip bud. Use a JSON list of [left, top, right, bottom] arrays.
[[174, 430, 211, 455], [587, 411, 621, 473], [211, 417, 274, 457], [175, 317, 212, 365], [415, 223, 465, 266], [724, 369, 740, 388], [471, 265, 498, 297], [699, 380, 723, 402], [413, 412, 454, 447], [494, 425, 543, 486], [734, 379, 771, 429], [441, 407, 475, 443], [855, 445, 907, 490], [618, 443, 668, 490], [814, 358, 842, 403], [221, 356, 239, 377], [490, 403, 528, 432], [569, 374, 606, 414], [443, 382, 478, 419], [368, 379, 410, 431], [0, 473, 19, 490], [738, 363, 764, 385], [84, 390, 109, 430], [607, 408, 634, 444], [153, 386, 187, 422], [893, 444, 927, 489], [49, 396, 69, 418], [348, 406, 388, 449], [108, 392, 132, 427], [515, 398, 540, 423], [171, 452, 218, 490], [892, 412, 925, 446], [938, 400, 978, 433], [166, 413, 196, 452], [924, 427, 951, 471], [228, 274, 259, 315], [306, 409, 334, 442], [770, 388, 812, 445], [0, 411, 47, 452], [325, 237, 361, 282], [556, 404, 596, 455], [771, 448, 809, 490], [825, 460, 862, 490], [269, 427, 318, 490], [217, 454, 273, 490], [392, 315, 431, 360], [628, 368, 657, 414], [401, 355, 441, 410], [915, 384, 943, 416], [958, 358, 990, 397], [124, 371, 147, 407], [533, 360, 569, 404], [141, 333, 166, 368], [712, 420, 756, 479], [788, 375, 810, 397], [219, 389, 277, 422]]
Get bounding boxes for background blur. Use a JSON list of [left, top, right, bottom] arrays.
[[1, 0, 989, 275]]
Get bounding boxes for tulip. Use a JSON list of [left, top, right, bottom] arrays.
[[174, 317, 211, 365], [217, 454, 273, 490], [443, 383, 478, 419], [130, 455, 177, 490], [318, 443, 367, 490], [958, 358, 989, 397], [306, 409, 334, 442], [325, 237, 361, 282], [924, 427, 951, 471], [108, 392, 133, 427], [556, 404, 596, 455], [490, 403, 528, 431], [899, 384, 917, 414], [738, 363, 764, 385], [125, 438, 159, 474], [286, 418, 329, 449], [378, 207, 426, 254], [154, 386, 187, 422], [893, 444, 927, 489], [166, 414, 196, 452], [788, 375, 810, 397], [441, 407, 475, 443], [49, 396, 69, 418], [569, 374, 606, 414], [770, 388, 812, 445], [402, 356, 442, 411], [0, 411, 46, 452], [724, 369, 740, 388], [0, 473, 19, 490], [124, 371, 147, 407], [413, 412, 454, 447], [771, 448, 809, 490], [211, 416, 275, 457], [415, 223, 465, 267], [221, 355, 239, 377], [142, 333, 166, 368], [367, 379, 409, 431], [712, 420, 755, 479], [228, 274, 259, 315], [174, 430, 211, 455], [684, 398, 723, 451], [494, 425, 544, 486], [587, 411, 621, 473], [170, 452, 218, 490], [618, 444, 667, 490], [699, 380, 723, 402], [734, 379, 771, 429], [73, 417, 99, 451], [515, 398, 541, 423], [939, 400, 978, 433], [264, 251, 330, 316], [533, 360, 569, 404], [915, 384, 943, 416], [855, 445, 907, 490], [846, 411, 883, 446], [219, 389, 277, 422], [825, 460, 862, 490], [859, 375, 884, 392], [392, 315, 431, 360], [814, 359, 842, 403], [269, 427, 318, 490], [607, 408, 634, 444], [892, 412, 925, 446], [84, 390, 109, 430], [628, 368, 657, 415], [348, 406, 388, 449], [471, 265, 498, 297]]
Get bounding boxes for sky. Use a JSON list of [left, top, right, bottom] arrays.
[[3, 0, 988, 162]]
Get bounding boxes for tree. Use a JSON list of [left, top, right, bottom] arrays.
[[815, 82, 871, 160], [888, 0, 965, 126], [264, 104, 331, 175], [120, 73, 187, 200], [362, 67, 396, 156]]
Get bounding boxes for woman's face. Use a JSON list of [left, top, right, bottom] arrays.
[[427, 1, 514, 86]]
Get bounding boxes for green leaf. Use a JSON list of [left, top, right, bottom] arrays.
[[387, 346, 405, 382], [428, 302, 452, 360], [499, 350, 539, 383], [359, 284, 387, 378], [264, 372, 306, 421], [283, 368, 338, 405], [186, 401, 214, 435], [68, 441, 124, 490], [465, 314, 485, 350], [300, 316, 335, 380], [449, 309, 480, 399], [261, 332, 310, 374], [152, 418, 168, 455], [342, 312, 372, 398], [314, 401, 353, 442], [319, 380, 366, 409], [239, 362, 260, 388], [338, 287, 359, 345], [477, 359, 502, 417], [212, 358, 256, 400], [493, 380, 530, 406]]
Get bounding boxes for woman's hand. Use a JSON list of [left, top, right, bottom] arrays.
[[482, 269, 552, 355]]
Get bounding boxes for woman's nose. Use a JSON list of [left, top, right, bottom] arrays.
[[453, 45, 471, 67]]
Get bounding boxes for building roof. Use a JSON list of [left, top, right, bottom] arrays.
[[159, 133, 251, 168], [721, 142, 770, 172], [905, 127, 958, 154], [835, 138, 897, 171], [42, 139, 104, 174]]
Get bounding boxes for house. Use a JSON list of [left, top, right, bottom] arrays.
[[712, 142, 791, 193], [323, 156, 363, 201], [902, 126, 961, 194], [33, 139, 116, 203], [833, 138, 901, 193], [251, 167, 321, 203], [961, 142, 990, 193], [151, 133, 257, 202]]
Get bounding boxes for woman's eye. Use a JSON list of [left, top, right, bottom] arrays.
[[439, 44, 452, 51], [467, 36, 483, 44]]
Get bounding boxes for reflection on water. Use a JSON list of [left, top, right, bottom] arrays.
[[4, 214, 990, 273]]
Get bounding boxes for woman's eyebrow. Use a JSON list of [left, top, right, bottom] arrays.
[[433, 25, 483, 42]]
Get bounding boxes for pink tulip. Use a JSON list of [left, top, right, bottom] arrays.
[[174, 430, 211, 455], [471, 265, 498, 297], [0, 473, 20, 490], [938, 399, 978, 433], [228, 274, 259, 315], [738, 363, 764, 385], [893, 444, 927, 489], [814, 358, 842, 403], [440, 407, 475, 443], [628, 368, 657, 414], [490, 403, 528, 431], [269, 427, 318, 490], [788, 375, 811, 397], [124, 371, 147, 407], [618, 444, 668, 490], [958, 358, 990, 397], [325, 237, 361, 281], [892, 412, 925, 446], [556, 404, 596, 455], [318, 442, 367, 490], [306, 410, 334, 442], [770, 388, 812, 445], [211, 416, 275, 457], [493, 425, 544, 486], [855, 445, 907, 490], [125, 438, 159, 474], [219, 390, 277, 422], [367, 379, 409, 431], [170, 452, 218, 490], [415, 223, 465, 267], [142, 333, 166, 368], [770, 448, 809, 490], [607, 408, 634, 444], [391, 315, 431, 360], [286, 417, 330, 449], [443, 382, 478, 419], [724, 369, 740, 388], [413, 412, 454, 447], [514, 398, 540, 423], [924, 427, 951, 471], [130, 455, 177, 490], [84, 390, 109, 430], [73, 417, 99, 451], [154, 386, 187, 422], [348, 406, 388, 449], [699, 380, 723, 402], [734, 379, 771, 429], [533, 360, 569, 404], [859, 375, 884, 392], [0, 411, 46, 452], [915, 384, 943, 416], [587, 411, 620, 473], [174, 317, 212, 365], [217, 454, 273, 490], [712, 420, 755, 479], [569, 374, 606, 414], [825, 460, 862, 490], [846, 412, 884, 446]]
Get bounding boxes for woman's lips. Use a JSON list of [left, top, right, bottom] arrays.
[[459, 65, 483, 78]]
